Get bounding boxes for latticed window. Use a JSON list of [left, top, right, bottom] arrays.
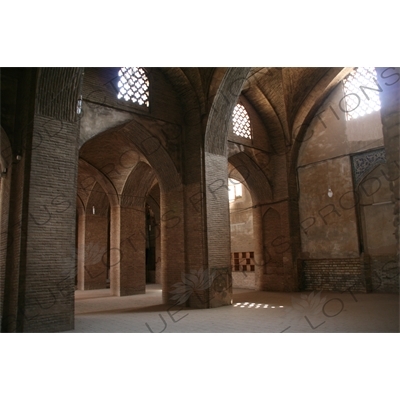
[[117, 67, 149, 107], [232, 104, 252, 139], [342, 67, 381, 120]]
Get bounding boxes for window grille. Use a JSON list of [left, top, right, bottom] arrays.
[[117, 67, 149, 107], [342, 67, 381, 120], [232, 104, 252, 139]]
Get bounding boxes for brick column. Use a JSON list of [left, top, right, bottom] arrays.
[[252, 205, 264, 290], [204, 152, 232, 307], [109, 205, 121, 296], [84, 213, 108, 289], [119, 206, 146, 295], [9, 68, 83, 332], [375, 68, 400, 262], [160, 187, 186, 304], [203, 68, 250, 307], [76, 212, 86, 290]]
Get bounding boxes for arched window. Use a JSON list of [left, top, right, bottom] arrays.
[[342, 67, 381, 121], [232, 104, 252, 139], [117, 67, 149, 107]]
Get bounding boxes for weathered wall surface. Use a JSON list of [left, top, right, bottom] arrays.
[[298, 156, 360, 258], [298, 82, 384, 259], [297, 83, 384, 167]]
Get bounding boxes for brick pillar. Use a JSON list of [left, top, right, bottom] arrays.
[[182, 179, 212, 308], [119, 206, 146, 295], [84, 214, 108, 289], [203, 68, 250, 307], [5, 68, 82, 332], [109, 205, 121, 296], [204, 152, 232, 307], [76, 212, 86, 290], [375, 68, 400, 262], [252, 205, 264, 290], [160, 188, 186, 304]]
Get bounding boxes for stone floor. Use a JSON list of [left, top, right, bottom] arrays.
[[65, 284, 400, 333]]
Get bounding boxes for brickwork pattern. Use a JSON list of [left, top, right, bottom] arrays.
[[84, 215, 108, 290], [120, 207, 146, 296], [36, 68, 82, 122], [301, 259, 366, 292], [205, 153, 232, 306], [19, 116, 79, 332], [232, 271, 255, 289]]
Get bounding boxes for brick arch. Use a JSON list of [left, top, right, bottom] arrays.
[[205, 68, 250, 155], [240, 86, 288, 156], [120, 120, 181, 193], [290, 67, 353, 163], [81, 119, 181, 194], [121, 161, 156, 209], [78, 158, 119, 208], [228, 152, 273, 205], [159, 67, 206, 127], [87, 182, 110, 217], [286, 68, 353, 264], [76, 194, 85, 216]]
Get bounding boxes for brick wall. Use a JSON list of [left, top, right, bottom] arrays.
[[232, 272, 255, 289], [300, 258, 367, 292]]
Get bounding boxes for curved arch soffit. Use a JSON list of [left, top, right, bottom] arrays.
[[291, 68, 353, 157], [78, 158, 119, 208], [116, 119, 181, 193], [121, 161, 156, 209], [80, 118, 181, 193], [76, 194, 85, 216], [228, 151, 273, 205], [288, 68, 354, 177]]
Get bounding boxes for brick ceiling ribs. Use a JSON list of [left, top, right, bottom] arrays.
[[121, 162, 156, 209], [242, 67, 352, 150], [77, 66, 355, 212], [228, 151, 273, 205], [87, 182, 110, 217]]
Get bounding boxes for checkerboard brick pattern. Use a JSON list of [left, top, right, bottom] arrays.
[[231, 252, 255, 272]]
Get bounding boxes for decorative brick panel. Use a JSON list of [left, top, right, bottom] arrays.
[[231, 252, 255, 272]]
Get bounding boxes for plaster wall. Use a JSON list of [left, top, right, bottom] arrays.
[[298, 81, 385, 258]]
